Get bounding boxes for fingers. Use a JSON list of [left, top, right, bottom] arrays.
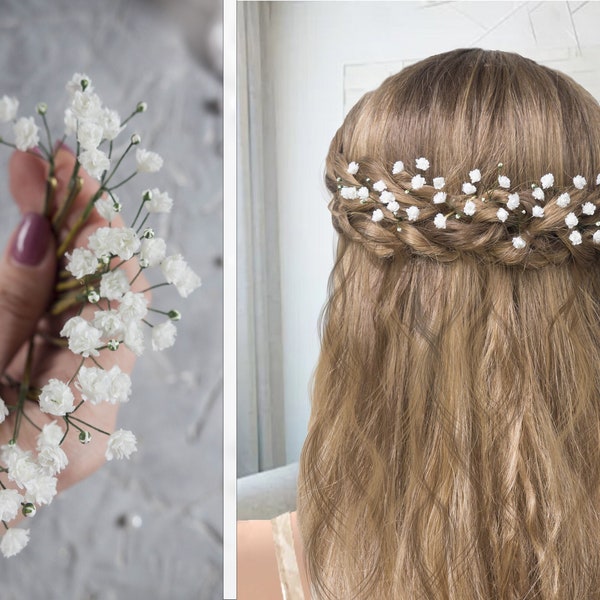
[[0, 213, 56, 373]]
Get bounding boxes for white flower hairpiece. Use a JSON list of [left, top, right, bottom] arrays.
[[469, 169, 481, 184], [433, 191, 447, 204], [541, 173, 554, 189], [347, 161, 359, 175], [464, 200, 476, 216], [406, 206, 420, 222], [573, 175, 587, 189], [433, 177, 445, 190], [532, 206, 544, 218], [415, 157, 429, 171], [433, 213, 447, 229], [532, 187, 545, 201], [373, 180, 387, 192], [392, 161, 404, 175], [557, 193, 571, 208], [507, 193, 520, 210], [498, 175, 511, 189], [462, 182, 476, 195], [569, 230, 583, 245], [411, 175, 426, 190]]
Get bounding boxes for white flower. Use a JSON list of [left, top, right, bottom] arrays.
[[512, 236, 526, 249], [411, 175, 426, 190], [347, 161, 359, 175], [371, 208, 384, 222], [373, 180, 387, 192], [387, 201, 400, 213], [5, 450, 38, 489], [108, 367, 132, 404], [24, 474, 57, 505], [463, 200, 476, 216], [71, 90, 102, 121], [340, 186, 357, 200], [76, 365, 131, 405], [379, 190, 395, 204], [594, 230, 600, 244], [540, 173, 554, 189], [582, 202, 596, 216], [139, 237, 167, 268], [415, 157, 430, 171], [63, 108, 77, 136], [13, 117, 39, 151], [391, 161, 404, 175], [433, 213, 447, 229], [92, 309, 124, 338], [0, 490, 23, 522], [101, 108, 123, 141], [118, 291, 148, 324], [433, 177, 445, 190], [77, 120, 103, 151], [433, 191, 447, 204], [0, 96, 18, 122], [565, 212, 578, 229], [79, 148, 110, 180], [66, 247, 98, 279], [106, 429, 137, 461], [100, 270, 130, 301], [569, 230, 582, 245], [95, 196, 121, 222], [469, 169, 481, 183], [123, 321, 145, 356], [136, 148, 163, 173], [498, 175, 511, 189], [60, 316, 102, 357], [36, 422, 65, 449], [152, 320, 177, 351], [532, 205, 544, 218], [596, 174, 600, 186], [88, 227, 141, 261], [357, 187, 369, 200], [37, 446, 68, 476], [66, 73, 93, 97], [160, 254, 202, 298], [462, 182, 476, 195], [557, 193, 571, 208], [0, 396, 8, 424], [406, 206, 420, 222], [0, 528, 30, 558], [507, 193, 520, 210], [497, 208, 509, 222], [532, 187, 544, 201], [38, 379, 75, 416], [573, 175, 587, 190]]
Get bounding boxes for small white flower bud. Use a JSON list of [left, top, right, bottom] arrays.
[[143, 189, 152, 202], [36, 103, 47, 115], [131, 133, 141, 145], [22, 502, 36, 518], [108, 339, 120, 351], [87, 290, 100, 304], [79, 431, 92, 444], [168, 310, 182, 321], [136, 101, 147, 113], [142, 227, 155, 239]]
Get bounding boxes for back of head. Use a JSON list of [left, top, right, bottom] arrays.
[[298, 49, 600, 599]]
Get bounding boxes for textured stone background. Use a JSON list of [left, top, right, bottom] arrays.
[[0, 0, 222, 598]]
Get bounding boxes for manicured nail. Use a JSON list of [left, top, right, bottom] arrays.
[[11, 213, 52, 266], [53, 140, 75, 155], [30, 146, 44, 158]]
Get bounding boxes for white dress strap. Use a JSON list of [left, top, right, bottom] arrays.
[[271, 512, 306, 600]]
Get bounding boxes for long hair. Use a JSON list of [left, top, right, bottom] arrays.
[[297, 49, 600, 599]]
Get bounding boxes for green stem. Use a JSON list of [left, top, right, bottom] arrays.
[[10, 339, 35, 444]]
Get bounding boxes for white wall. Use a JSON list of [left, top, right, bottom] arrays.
[[265, 0, 600, 463]]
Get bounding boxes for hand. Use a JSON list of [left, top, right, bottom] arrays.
[[0, 146, 147, 524]]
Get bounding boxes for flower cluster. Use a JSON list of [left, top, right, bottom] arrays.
[[340, 158, 600, 250], [0, 73, 201, 556]]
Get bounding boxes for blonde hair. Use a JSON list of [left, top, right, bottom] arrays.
[[298, 49, 600, 599]]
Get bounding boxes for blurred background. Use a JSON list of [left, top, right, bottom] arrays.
[[237, 0, 600, 518], [0, 0, 222, 598]]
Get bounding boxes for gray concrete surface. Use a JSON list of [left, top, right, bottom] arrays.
[[0, 1, 222, 598]]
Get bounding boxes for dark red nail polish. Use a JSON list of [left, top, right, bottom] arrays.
[[11, 213, 52, 266]]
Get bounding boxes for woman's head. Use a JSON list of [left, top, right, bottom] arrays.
[[299, 49, 600, 599]]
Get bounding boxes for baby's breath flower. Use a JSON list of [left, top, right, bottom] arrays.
[[373, 180, 387, 193], [24, 474, 57, 505], [118, 291, 149, 324], [496, 208, 509, 222], [432, 177, 445, 190], [0, 490, 23, 522], [13, 117, 39, 151], [152, 320, 177, 351], [123, 321, 145, 356], [462, 182, 476, 195], [463, 200, 476, 216], [405, 206, 420, 222], [582, 202, 596, 216], [71, 90, 102, 121], [411, 175, 425, 190], [95, 196, 121, 222], [77, 120, 103, 150], [387, 201, 400, 213], [0, 528, 30, 558], [391, 161, 404, 175], [512, 236, 526, 249], [565, 212, 579, 229], [66, 248, 99, 279], [88, 227, 141, 261], [135, 148, 163, 173], [66, 73, 93, 97], [37, 445, 68, 476], [415, 157, 430, 171], [593, 230, 600, 244], [540, 173, 554, 189], [573, 175, 587, 189], [139, 237, 167, 268], [64, 108, 77, 136], [160, 254, 202, 298], [0, 396, 9, 424], [596, 174, 600, 186], [557, 193, 571, 208], [38, 379, 75, 416], [498, 175, 511, 189], [507, 193, 520, 210], [106, 429, 137, 461], [379, 190, 395, 204], [92, 309, 124, 338], [532, 205, 544, 218], [60, 316, 102, 357], [433, 213, 447, 229], [569, 230, 582, 245], [101, 108, 123, 141], [36, 422, 64, 449], [347, 161, 359, 175], [131, 133, 141, 145], [78, 148, 110, 180], [532, 187, 544, 201], [357, 186, 369, 200], [21, 503, 36, 517], [371, 208, 384, 222], [0, 95, 18, 122], [340, 186, 357, 200], [433, 191, 447, 204], [469, 169, 481, 183]]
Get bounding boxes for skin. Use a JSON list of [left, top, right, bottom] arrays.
[[0, 147, 148, 525]]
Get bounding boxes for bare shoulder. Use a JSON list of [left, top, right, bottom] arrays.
[[237, 519, 283, 600]]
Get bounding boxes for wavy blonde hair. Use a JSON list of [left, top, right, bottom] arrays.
[[298, 49, 600, 599]]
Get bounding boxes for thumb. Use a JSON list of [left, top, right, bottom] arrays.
[[0, 212, 56, 373]]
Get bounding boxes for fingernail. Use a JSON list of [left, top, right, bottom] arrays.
[[53, 140, 75, 155], [11, 213, 52, 266], [30, 146, 44, 158]]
